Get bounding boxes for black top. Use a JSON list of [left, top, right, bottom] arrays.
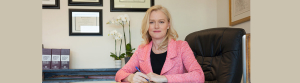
[[150, 49, 167, 75]]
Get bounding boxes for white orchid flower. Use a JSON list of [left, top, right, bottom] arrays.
[[109, 30, 118, 36], [117, 15, 123, 20], [107, 17, 118, 25], [116, 15, 126, 25], [110, 19, 115, 24], [124, 14, 130, 21], [126, 20, 130, 24], [112, 17, 120, 25], [118, 33, 122, 38], [115, 33, 122, 41], [115, 37, 120, 40], [121, 16, 127, 22], [122, 14, 130, 24]]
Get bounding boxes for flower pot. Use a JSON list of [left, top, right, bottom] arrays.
[[115, 60, 122, 68], [125, 57, 131, 64], [121, 58, 125, 67]]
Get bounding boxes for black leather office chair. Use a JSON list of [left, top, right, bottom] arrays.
[[185, 27, 246, 83]]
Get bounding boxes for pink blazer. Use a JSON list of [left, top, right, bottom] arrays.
[[115, 39, 205, 82]]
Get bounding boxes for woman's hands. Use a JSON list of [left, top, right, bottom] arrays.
[[147, 72, 168, 82], [125, 72, 168, 83], [128, 72, 150, 83]]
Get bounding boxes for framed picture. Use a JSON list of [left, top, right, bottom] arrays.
[[42, 0, 60, 9], [110, 0, 154, 12], [69, 9, 103, 36], [68, 0, 103, 6], [229, 0, 250, 26]]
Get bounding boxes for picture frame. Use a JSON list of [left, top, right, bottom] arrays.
[[68, 0, 103, 6], [229, 0, 250, 26], [110, 0, 154, 12], [42, 0, 60, 9], [69, 9, 103, 36]]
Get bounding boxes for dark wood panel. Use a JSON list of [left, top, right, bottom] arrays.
[[42, 68, 120, 83], [44, 72, 116, 78], [43, 68, 120, 72], [42, 78, 115, 83]]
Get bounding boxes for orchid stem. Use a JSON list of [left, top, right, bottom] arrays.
[[119, 39, 122, 59], [115, 40, 116, 55], [122, 24, 127, 45], [121, 22, 127, 56], [129, 21, 131, 44]]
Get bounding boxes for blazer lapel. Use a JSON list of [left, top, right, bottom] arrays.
[[139, 41, 153, 74], [160, 39, 178, 75]]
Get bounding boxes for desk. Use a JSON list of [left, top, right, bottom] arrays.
[[42, 68, 120, 83]]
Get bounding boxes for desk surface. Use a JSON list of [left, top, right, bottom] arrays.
[[42, 68, 120, 83], [43, 68, 121, 72]]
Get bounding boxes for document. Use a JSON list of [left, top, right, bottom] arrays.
[[72, 0, 99, 2], [42, 0, 56, 5], [75, 17, 97, 31], [72, 12, 99, 33]]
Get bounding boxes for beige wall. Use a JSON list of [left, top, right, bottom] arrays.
[[42, 0, 217, 70], [41, 0, 254, 83], [217, 0, 250, 33]]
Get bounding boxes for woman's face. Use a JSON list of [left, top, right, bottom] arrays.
[[148, 10, 170, 40]]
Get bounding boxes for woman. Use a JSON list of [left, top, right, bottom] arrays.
[[115, 5, 205, 83]]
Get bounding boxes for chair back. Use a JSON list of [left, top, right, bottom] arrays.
[[185, 27, 246, 83]]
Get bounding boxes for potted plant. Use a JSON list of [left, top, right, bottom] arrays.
[[107, 14, 135, 64], [108, 30, 125, 68]]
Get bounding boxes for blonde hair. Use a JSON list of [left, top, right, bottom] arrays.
[[141, 5, 178, 50]]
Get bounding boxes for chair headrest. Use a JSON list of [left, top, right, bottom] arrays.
[[185, 27, 246, 57]]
